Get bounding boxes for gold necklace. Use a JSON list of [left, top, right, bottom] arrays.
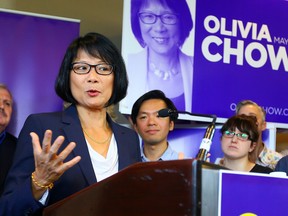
[[83, 129, 111, 144]]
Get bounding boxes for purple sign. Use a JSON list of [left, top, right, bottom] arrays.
[[120, 0, 277, 161], [121, 0, 288, 124], [220, 170, 288, 215], [192, 0, 288, 123], [0, 9, 80, 136]]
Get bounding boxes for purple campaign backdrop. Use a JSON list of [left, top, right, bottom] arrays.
[[192, 0, 288, 123], [220, 171, 288, 215], [0, 9, 80, 136]]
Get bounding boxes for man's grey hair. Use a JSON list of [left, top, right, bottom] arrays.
[[236, 100, 266, 121]]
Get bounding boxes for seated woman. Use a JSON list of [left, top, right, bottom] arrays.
[[219, 114, 273, 174]]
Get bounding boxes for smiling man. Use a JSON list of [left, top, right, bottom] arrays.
[[130, 90, 181, 161]]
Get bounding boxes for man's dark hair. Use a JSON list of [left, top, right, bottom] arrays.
[[131, 90, 178, 124]]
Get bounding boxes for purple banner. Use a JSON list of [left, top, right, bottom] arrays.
[[121, 0, 288, 124], [193, 0, 288, 123], [220, 170, 288, 215], [0, 9, 80, 136], [119, 0, 278, 160]]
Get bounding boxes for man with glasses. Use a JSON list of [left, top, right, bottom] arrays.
[[220, 114, 273, 173]]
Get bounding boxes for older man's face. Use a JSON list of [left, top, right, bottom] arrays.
[[0, 88, 13, 132], [238, 104, 266, 133]]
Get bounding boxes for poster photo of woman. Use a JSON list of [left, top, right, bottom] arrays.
[[120, 0, 196, 115]]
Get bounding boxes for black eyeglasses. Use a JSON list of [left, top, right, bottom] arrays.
[[138, 12, 178, 25], [71, 62, 113, 75], [223, 130, 250, 141]]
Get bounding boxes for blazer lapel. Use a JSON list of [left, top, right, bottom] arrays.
[[108, 117, 132, 170], [62, 105, 97, 185]]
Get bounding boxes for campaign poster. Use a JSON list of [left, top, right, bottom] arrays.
[[120, 0, 288, 124]]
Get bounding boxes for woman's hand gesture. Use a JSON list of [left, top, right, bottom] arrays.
[[30, 130, 81, 199]]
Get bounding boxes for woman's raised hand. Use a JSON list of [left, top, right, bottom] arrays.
[[30, 130, 81, 199]]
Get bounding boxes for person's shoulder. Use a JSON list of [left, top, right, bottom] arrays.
[[179, 51, 193, 66], [275, 155, 288, 173], [281, 155, 288, 160], [261, 144, 283, 158], [251, 164, 273, 174], [5, 132, 17, 142], [112, 122, 135, 133], [21, 110, 66, 130], [27, 105, 76, 120], [167, 144, 179, 158], [108, 118, 136, 134], [26, 111, 63, 121], [179, 50, 193, 60], [276, 155, 288, 166]]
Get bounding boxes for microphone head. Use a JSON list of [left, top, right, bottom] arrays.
[[158, 109, 178, 121], [158, 108, 170, 117]]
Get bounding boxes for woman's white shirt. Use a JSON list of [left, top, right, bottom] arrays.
[[86, 134, 119, 182]]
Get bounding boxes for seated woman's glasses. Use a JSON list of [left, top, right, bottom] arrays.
[[223, 130, 250, 141]]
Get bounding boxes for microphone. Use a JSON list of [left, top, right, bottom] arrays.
[[158, 108, 178, 121], [158, 108, 216, 120], [158, 109, 177, 118], [195, 122, 216, 161]]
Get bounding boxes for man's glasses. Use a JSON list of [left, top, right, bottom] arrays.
[[138, 12, 178, 25], [71, 62, 113, 75], [223, 130, 250, 141]]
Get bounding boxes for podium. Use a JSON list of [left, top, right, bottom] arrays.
[[44, 159, 288, 215], [43, 159, 223, 216]]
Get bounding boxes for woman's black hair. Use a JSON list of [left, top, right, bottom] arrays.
[[55, 32, 128, 107]]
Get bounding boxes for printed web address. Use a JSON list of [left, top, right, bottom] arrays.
[[230, 103, 288, 117]]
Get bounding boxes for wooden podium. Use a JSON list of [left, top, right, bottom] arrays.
[[43, 159, 223, 216]]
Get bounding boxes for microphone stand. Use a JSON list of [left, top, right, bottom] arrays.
[[175, 111, 217, 161], [176, 111, 217, 124]]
